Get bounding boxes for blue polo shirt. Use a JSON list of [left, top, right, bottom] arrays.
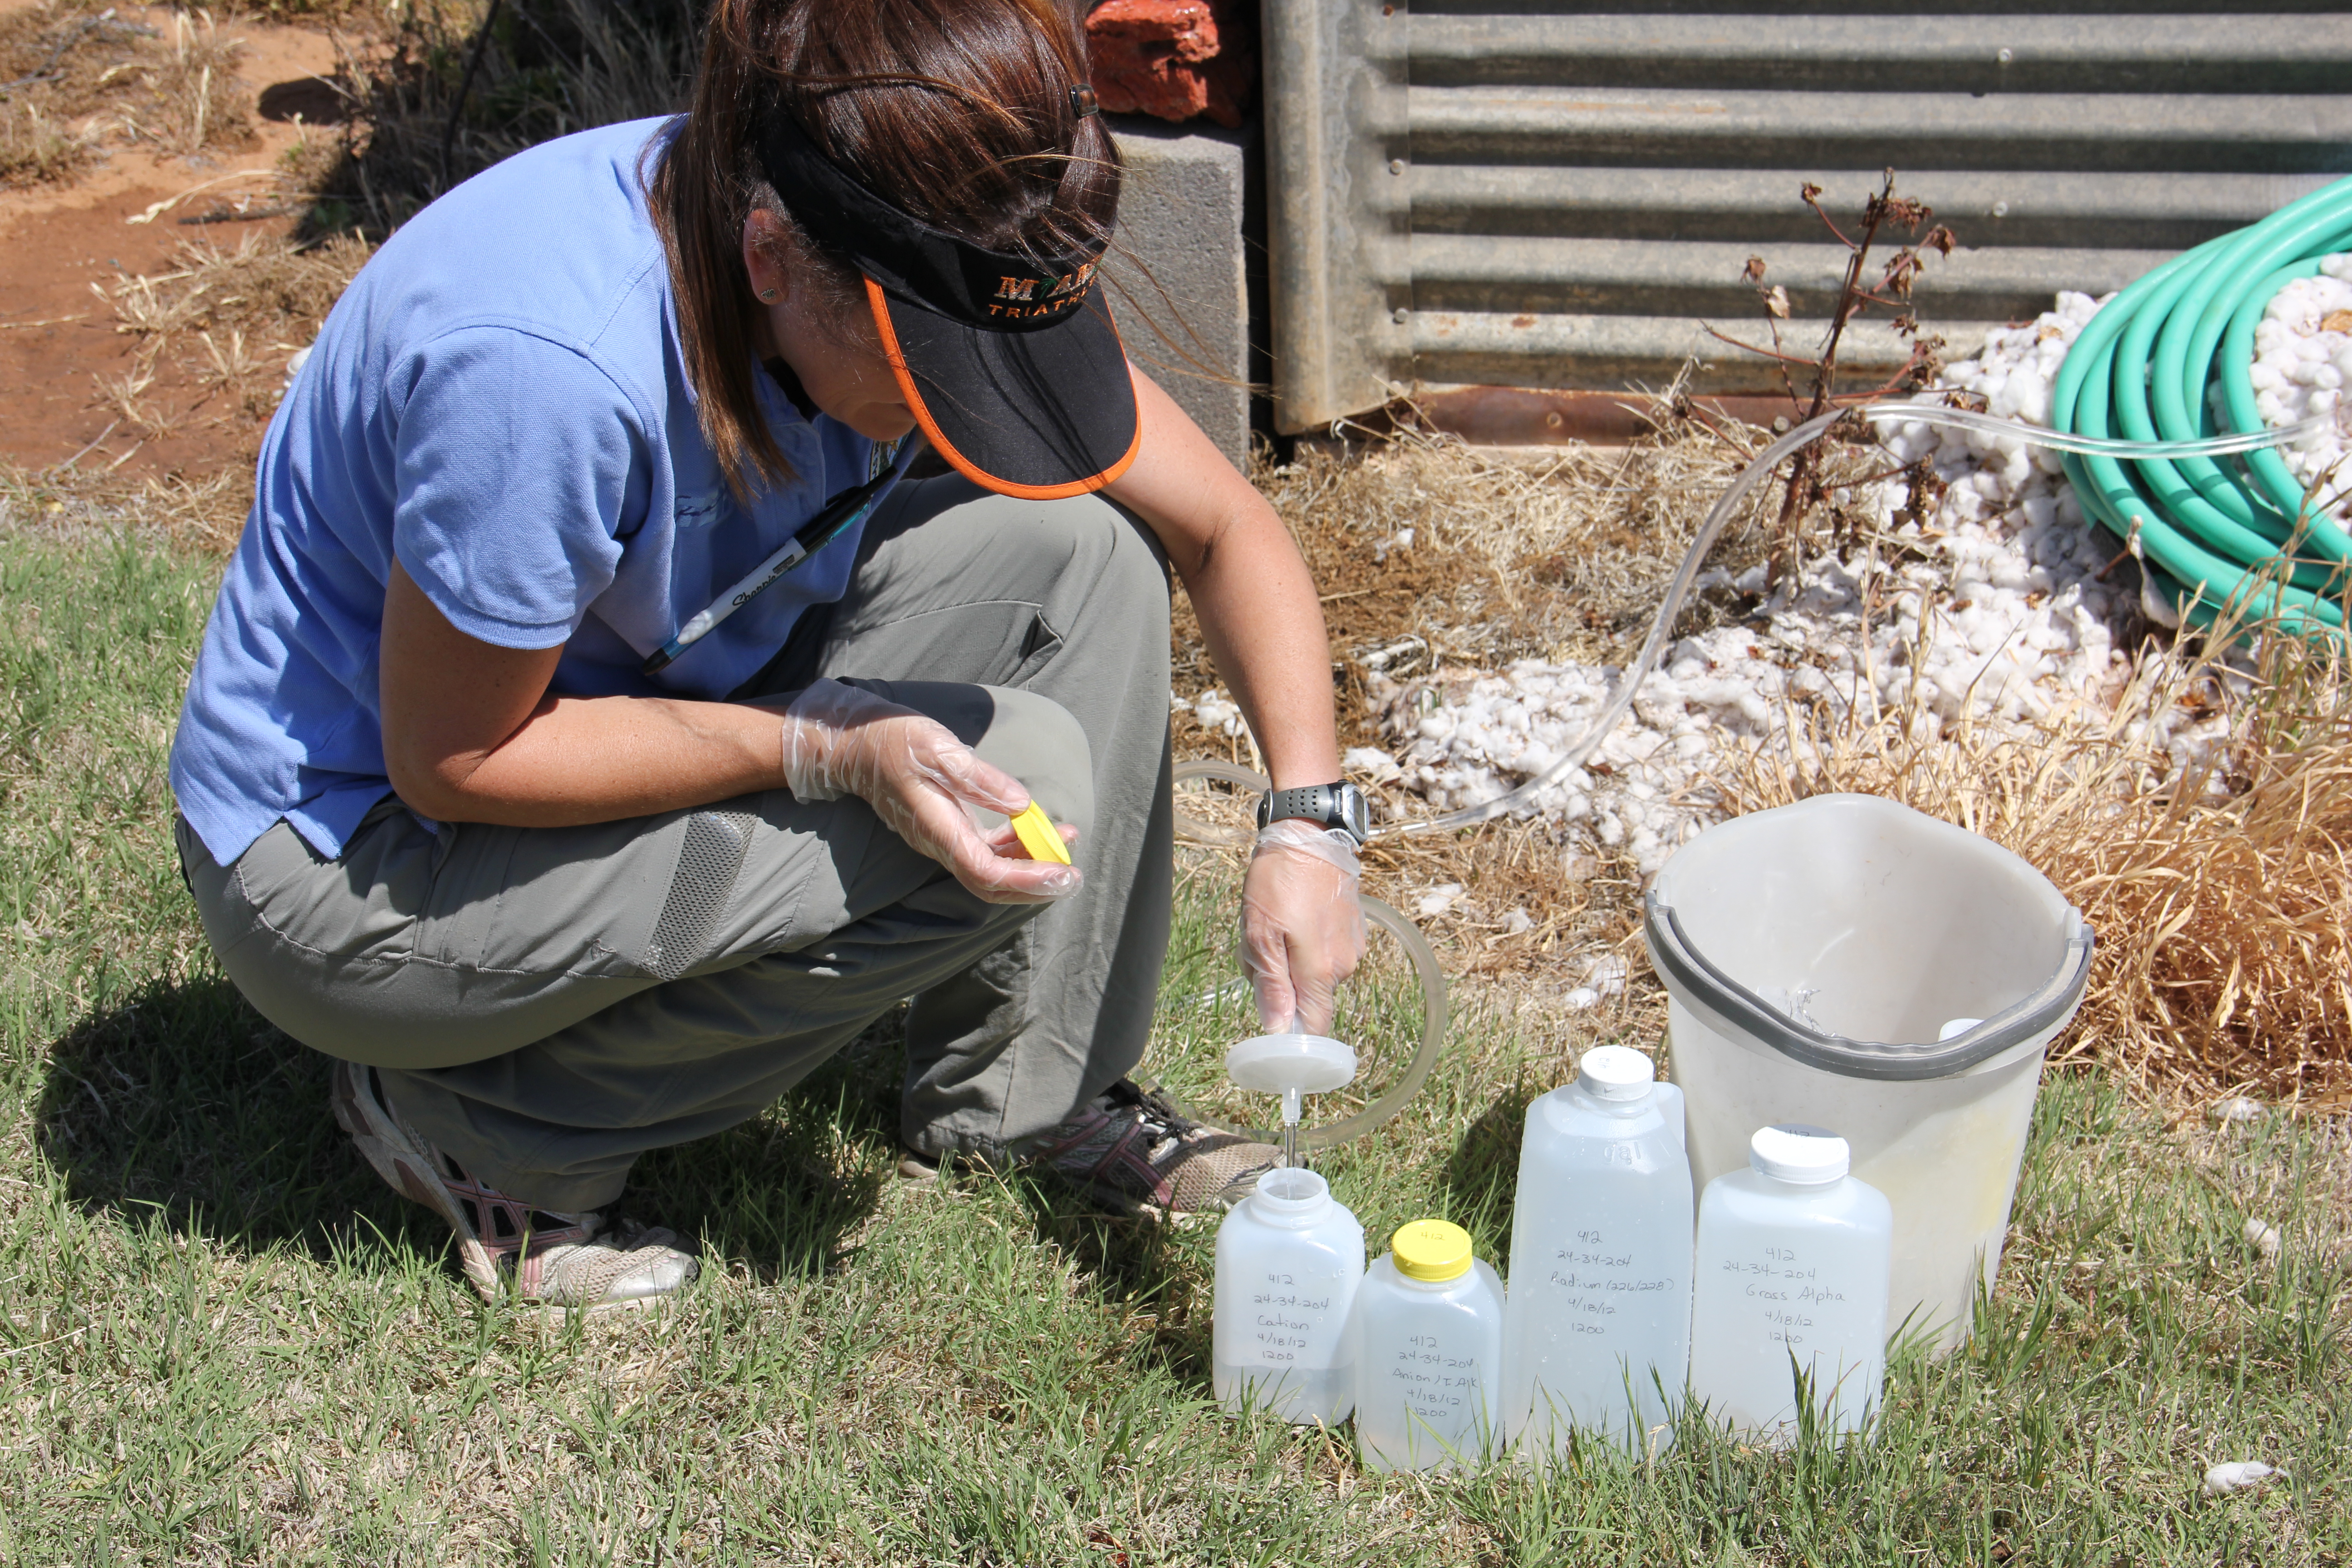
[[171, 117, 896, 866]]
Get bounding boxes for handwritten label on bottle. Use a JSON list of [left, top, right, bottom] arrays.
[[1250, 1270, 1336, 1364], [1545, 1227, 1676, 1338], [1722, 1244, 1834, 1347], [1387, 1331, 1482, 1420]]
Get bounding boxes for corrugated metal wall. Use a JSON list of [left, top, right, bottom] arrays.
[[1261, 2, 2352, 433]]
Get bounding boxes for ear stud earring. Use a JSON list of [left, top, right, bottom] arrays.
[[759, 288, 779, 302]]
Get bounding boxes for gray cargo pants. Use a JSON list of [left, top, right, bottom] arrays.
[[176, 477, 1176, 1211]]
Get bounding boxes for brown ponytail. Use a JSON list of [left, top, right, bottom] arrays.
[[647, 0, 1120, 500]]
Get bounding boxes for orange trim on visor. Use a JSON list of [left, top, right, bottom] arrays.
[[865, 277, 1140, 501]]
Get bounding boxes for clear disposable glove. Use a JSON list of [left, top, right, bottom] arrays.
[[774, 678, 1081, 905], [1240, 818, 1367, 1035]]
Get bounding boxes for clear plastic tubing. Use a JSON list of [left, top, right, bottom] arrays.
[[1687, 1124, 1893, 1444], [1212, 1167, 1365, 1425], [1501, 1044, 1694, 1458], [1381, 401, 2337, 835], [1351, 1220, 1505, 1473]]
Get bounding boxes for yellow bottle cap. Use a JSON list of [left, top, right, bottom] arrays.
[[1391, 1219, 1473, 1282], [1009, 800, 1071, 866]]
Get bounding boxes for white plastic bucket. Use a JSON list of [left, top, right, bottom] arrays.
[[1642, 794, 2092, 1353]]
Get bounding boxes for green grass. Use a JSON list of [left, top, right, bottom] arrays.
[[0, 516, 2346, 1564]]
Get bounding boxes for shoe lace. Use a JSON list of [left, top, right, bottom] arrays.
[[1107, 1081, 1199, 1164]]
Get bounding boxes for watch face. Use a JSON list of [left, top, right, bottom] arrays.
[[1336, 784, 1370, 842]]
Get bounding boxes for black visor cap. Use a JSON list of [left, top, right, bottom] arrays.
[[756, 111, 1139, 498]]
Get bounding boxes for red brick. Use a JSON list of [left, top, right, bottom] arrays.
[[1085, 0, 1257, 129]]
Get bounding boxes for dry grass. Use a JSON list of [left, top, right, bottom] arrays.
[[1720, 617, 2352, 1106], [90, 229, 372, 455], [5, 451, 253, 550], [135, 7, 252, 157], [1178, 420, 1882, 985], [0, 98, 98, 183], [1210, 413, 1889, 745], [1205, 422, 2352, 1104], [0, 0, 253, 187], [0, 0, 147, 185]]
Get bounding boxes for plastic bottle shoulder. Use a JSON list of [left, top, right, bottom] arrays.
[[1362, 1253, 1504, 1306], [1217, 1193, 1365, 1259], [1700, 1169, 1891, 1234], [1530, 1083, 1670, 1141]]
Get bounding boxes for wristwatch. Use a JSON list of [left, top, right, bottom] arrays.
[[1257, 781, 1370, 846]]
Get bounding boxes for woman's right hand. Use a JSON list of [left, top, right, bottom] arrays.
[[774, 679, 1081, 905]]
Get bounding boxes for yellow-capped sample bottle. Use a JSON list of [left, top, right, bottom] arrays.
[[1351, 1219, 1504, 1472]]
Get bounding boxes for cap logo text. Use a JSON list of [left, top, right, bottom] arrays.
[[995, 276, 1038, 301], [1048, 260, 1099, 299]]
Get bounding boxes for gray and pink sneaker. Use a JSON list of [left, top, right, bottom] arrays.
[[329, 1061, 696, 1316], [1028, 1080, 1280, 1219]]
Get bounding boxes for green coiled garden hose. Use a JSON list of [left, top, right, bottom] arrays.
[[2052, 172, 2352, 632]]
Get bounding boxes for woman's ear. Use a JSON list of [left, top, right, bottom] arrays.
[[741, 210, 787, 305]]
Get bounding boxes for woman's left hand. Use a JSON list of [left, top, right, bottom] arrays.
[[1239, 820, 1368, 1036]]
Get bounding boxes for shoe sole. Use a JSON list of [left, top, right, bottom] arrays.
[[329, 1062, 668, 1321]]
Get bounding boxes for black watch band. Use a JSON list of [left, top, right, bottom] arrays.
[[1255, 781, 1370, 845]]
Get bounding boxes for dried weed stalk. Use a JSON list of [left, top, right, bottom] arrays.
[[1711, 172, 1953, 576]]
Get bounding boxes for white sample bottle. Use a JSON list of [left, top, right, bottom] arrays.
[[1689, 1124, 1893, 1443], [1352, 1220, 1505, 1473], [1213, 1167, 1364, 1424], [1502, 1045, 1695, 1457]]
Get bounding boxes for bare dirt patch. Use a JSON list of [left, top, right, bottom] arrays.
[[0, 0, 340, 483]]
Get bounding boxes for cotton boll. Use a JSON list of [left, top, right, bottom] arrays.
[[2203, 1461, 2278, 1497], [1192, 691, 1244, 736]]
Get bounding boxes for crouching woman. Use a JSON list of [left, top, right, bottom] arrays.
[[168, 0, 1366, 1312]]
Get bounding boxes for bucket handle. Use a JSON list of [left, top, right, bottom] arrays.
[[1643, 892, 2096, 1082]]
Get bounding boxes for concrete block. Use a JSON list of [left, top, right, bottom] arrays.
[[1107, 115, 1253, 469]]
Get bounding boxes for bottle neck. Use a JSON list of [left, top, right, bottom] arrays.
[[1750, 1167, 1847, 1192], [1249, 1169, 1336, 1229], [1555, 1081, 1657, 1122], [1388, 1262, 1474, 1293]]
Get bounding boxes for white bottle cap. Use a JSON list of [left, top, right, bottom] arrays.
[[1576, 1044, 1656, 1101], [1749, 1124, 1850, 1184]]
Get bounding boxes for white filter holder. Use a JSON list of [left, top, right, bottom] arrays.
[[1227, 1033, 1357, 1126]]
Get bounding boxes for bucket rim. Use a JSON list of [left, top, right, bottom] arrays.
[[1642, 891, 2095, 1082]]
